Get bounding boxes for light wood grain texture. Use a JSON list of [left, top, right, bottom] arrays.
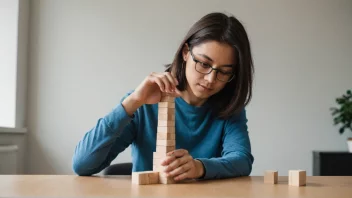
[[264, 170, 278, 184], [158, 102, 175, 108], [157, 126, 175, 133], [289, 170, 306, 186], [153, 151, 167, 159], [156, 139, 175, 146], [132, 171, 159, 185], [160, 96, 175, 102], [153, 158, 163, 165], [158, 113, 175, 120], [156, 145, 175, 153], [159, 175, 176, 184], [158, 107, 175, 114], [157, 132, 175, 140], [158, 120, 175, 127], [0, 175, 352, 197]]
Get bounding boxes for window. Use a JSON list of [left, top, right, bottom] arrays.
[[0, 0, 19, 128]]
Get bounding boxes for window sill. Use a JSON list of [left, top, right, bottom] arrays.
[[0, 127, 27, 134]]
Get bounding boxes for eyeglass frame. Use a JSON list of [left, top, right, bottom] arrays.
[[188, 48, 235, 82]]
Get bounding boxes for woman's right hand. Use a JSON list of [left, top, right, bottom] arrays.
[[130, 72, 182, 105]]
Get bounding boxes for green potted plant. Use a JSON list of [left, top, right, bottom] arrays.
[[330, 89, 352, 152]]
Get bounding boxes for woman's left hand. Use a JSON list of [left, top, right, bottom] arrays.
[[161, 149, 205, 181]]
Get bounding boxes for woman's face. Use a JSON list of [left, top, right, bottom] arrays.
[[182, 41, 236, 105]]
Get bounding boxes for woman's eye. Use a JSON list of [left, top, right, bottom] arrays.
[[200, 62, 211, 67], [220, 70, 233, 75]]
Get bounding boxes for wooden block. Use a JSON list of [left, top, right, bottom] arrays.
[[158, 113, 175, 120], [158, 107, 175, 115], [157, 126, 175, 133], [157, 132, 175, 140], [264, 170, 278, 184], [156, 145, 175, 153], [289, 170, 306, 186], [158, 120, 175, 127], [159, 175, 176, 184], [132, 171, 159, 185], [158, 102, 175, 108], [153, 165, 164, 172], [153, 158, 163, 165], [157, 139, 175, 146], [153, 152, 167, 159], [160, 96, 175, 102]]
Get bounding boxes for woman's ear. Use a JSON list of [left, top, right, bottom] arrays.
[[182, 43, 189, 61]]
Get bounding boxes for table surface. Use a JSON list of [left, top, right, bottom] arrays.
[[1, 175, 352, 198]]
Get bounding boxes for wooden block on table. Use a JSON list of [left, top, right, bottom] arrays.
[[159, 175, 176, 184], [158, 113, 175, 120], [156, 145, 175, 153], [264, 170, 278, 184], [289, 170, 306, 186], [158, 102, 175, 108], [160, 96, 175, 102], [157, 126, 175, 133], [157, 139, 175, 146], [158, 107, 175, 115], [132, 171, 159, 185], [158, 120, 175, 127]]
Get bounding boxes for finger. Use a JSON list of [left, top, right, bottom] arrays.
[[164, 155, 192, 173], [156, 73, 172, 93], [164, 72, 178, 90], [160, 154, 176, 166], [150, 74, 166, 92], [167, 161, 192, 178], [167, 149, 188, 158], [174, 170, 191, 181]]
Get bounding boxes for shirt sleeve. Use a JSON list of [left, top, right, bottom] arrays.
[[196, 109, 254, 179], [72, 92, 138, 176]]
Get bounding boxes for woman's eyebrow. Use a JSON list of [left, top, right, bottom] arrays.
[[197, 53, 213, 62], [197, 53, 234, 68]]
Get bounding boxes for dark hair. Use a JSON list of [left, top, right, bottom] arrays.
[[166, 12, 254, 119]]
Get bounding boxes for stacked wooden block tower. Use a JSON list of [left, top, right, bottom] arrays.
[[132, 93, 176, 185]]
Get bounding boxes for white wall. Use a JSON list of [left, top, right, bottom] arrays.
[[27, 0, 352, 175]]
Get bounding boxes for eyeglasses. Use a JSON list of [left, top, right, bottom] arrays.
[[188, 49, 235, 82]]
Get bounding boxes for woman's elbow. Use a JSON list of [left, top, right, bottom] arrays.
[[72, 160, 93, 176]]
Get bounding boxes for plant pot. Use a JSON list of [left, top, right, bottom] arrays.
[[348, 138, 352, 153]]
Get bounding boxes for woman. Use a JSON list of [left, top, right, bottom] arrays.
[[73, 12, 254, 181]]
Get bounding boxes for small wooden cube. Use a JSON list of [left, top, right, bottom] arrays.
[[158, 102, 175, 108], [158, 107, 175, 115], [157, 132, 175, 140], [158, 113, 175, 120], [289, 170, 306, 186], [153, 152, 167, 159], [153, 165, 164, 172], [264, 170, 278, 184], [158, 120, 175, 127], [153, 158, 163, 165], [157, 126, 175, 133], [160, 96, 175, 102], [159, 175, 176, 184], [132, 171, 159, 185], [156, 145, 175, 153], [157, 139, 175, 146]]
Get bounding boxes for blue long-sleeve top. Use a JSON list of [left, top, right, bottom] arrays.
[[72, 91, 254, 179]]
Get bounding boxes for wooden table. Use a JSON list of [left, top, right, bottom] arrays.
[[0, 175, 351, 197]]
